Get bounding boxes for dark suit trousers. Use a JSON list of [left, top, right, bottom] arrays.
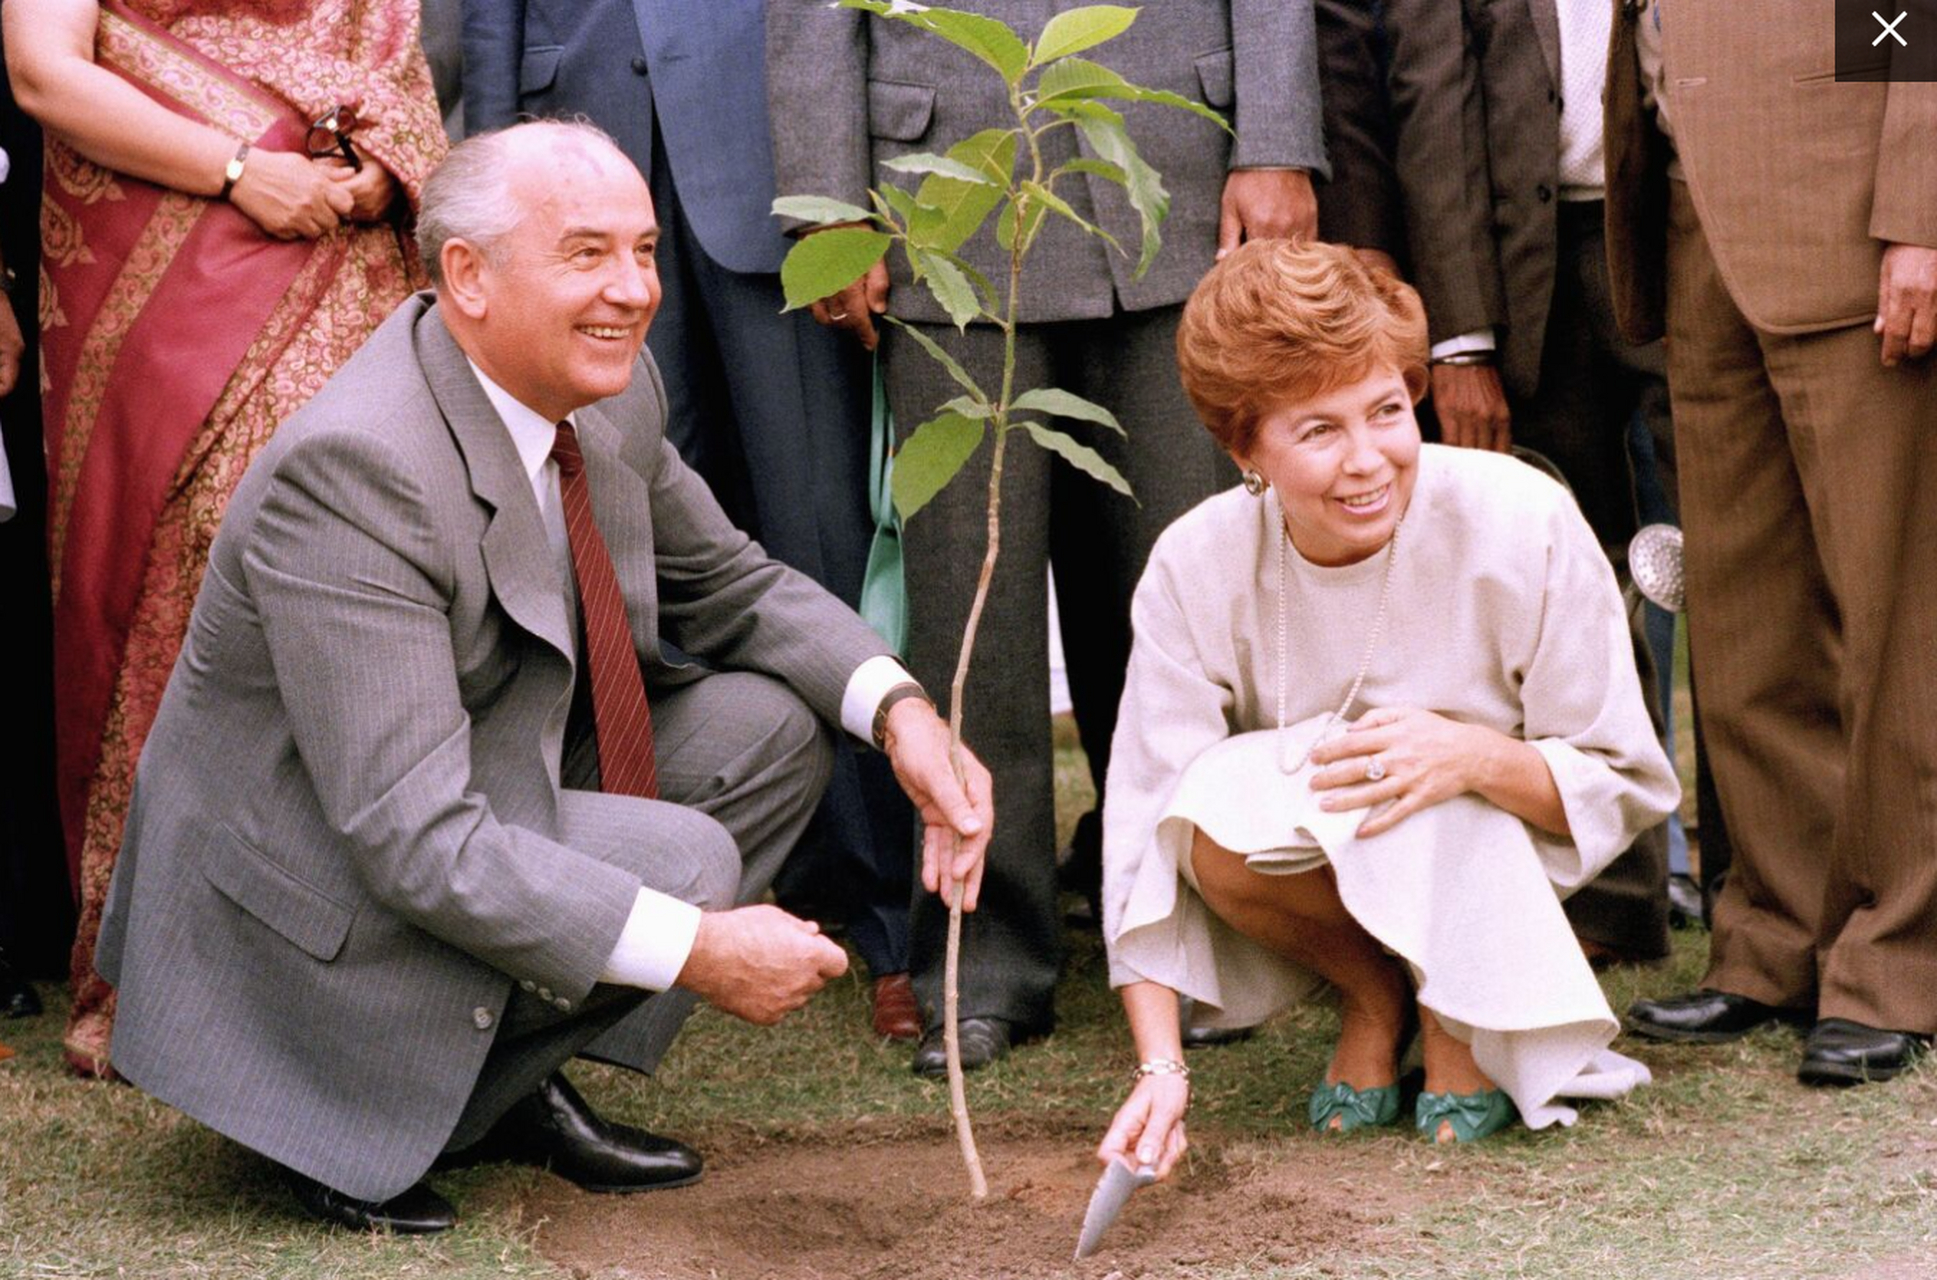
[[1665, 183, 1937, 1033], [644, 146, 913, 980], [444, 671, 836, 1149], [884, 310, 1232, 1031], [1510, 200, 1672, 960]]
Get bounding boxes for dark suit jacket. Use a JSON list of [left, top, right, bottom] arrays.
[[1387, 0, 1566, 401], [766, 0, 1327, 325], [463, 0, 789, 274], [96, 297, 888, 1202]]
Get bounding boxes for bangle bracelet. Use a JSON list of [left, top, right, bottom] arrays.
[[1429, 350, 1494, 367], [1133, 1058, 1190, 1082]]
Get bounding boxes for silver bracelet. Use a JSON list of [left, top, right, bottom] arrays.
[[1133, 1058, 1190, 1082]]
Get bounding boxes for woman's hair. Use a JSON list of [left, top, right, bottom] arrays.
[[416, 119, 623, 286], [1175, 240, 1429, 456]]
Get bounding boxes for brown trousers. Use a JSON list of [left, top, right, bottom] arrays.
[[1666, 183, 1937, 1033]]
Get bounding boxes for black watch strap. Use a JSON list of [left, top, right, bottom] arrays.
[[871, 681, 933, 751]]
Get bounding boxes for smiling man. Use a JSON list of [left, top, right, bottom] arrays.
[[91, 121, 992, 1235]]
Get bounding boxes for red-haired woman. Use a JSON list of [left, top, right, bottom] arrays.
[[1096, 241, 1680, 1171], [6, 0, 447, 1077]]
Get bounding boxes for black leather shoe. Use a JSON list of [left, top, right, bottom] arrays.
[[1626, 989, 1809, 1043], [1179, 996, 1256, 1048], [1667, 874, 1706, 930], [479, 1073, 701, 1193], [285, 1170, 456, 1234], [912, 1017, 1013, 1076], [0, 949, 41, 1020], [1798, 1018, 1930, 1085]]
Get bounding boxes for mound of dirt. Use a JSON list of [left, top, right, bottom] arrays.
[[521, 1119, 1385, 1279]]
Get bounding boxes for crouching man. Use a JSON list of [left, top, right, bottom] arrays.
[[95, 121, 991, 1234]]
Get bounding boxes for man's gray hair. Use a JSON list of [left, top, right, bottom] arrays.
[[416, 119, 626, 286]]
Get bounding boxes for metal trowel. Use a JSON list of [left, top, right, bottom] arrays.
[[1073, 1157, 1158, 1259]]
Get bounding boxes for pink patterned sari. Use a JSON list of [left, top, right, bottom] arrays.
[[45, 0, 447, 1076]]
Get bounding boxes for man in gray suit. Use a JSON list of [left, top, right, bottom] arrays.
[[768, 0, 1327, 1073], [461, 1, 922, 1041], [95, 122, 991, 1235], [1384, 0, 1673, 962]]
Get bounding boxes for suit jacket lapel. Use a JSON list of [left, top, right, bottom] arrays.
[[1525, 0, 1562, 94], [413, 305, 576, 665]]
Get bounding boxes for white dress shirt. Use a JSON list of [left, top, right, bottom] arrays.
[[469, 362, 911, 990]]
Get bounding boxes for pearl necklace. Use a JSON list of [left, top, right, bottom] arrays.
[[1275, 497, 1403, 775]]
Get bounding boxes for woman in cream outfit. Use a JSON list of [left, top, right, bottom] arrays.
[[1096, 242, 1679, 1169]]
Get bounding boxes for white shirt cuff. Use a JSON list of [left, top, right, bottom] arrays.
[[841, 654, 915, 744], [599, 887, 704, 991], [1429, 329, 1497, 361]]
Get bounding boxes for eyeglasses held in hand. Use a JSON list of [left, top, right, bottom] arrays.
[[305, 105, 363, 173]]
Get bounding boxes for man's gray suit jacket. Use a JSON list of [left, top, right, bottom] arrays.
[[767, 0, 1328, 326], [94, 296, 889, 1203], [1386, 0, 1570, 401]]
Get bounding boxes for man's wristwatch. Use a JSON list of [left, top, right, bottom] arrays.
[[218, 141, 250, 202], [871, 681, 934, 751]]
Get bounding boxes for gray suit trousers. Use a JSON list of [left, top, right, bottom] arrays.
[[444, 670, 835, 1149], [884, 311, 1232, 1031]]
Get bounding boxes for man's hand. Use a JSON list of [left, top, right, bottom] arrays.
[[1217, 168, 1317, 259], [806, 223, 891, 350], [1875, 242, 1937, 367], [1429, 362, 1511, 452], [675, 904, 848, 1025], [0, 289, 23, 398], [882, 698, 993, 910]]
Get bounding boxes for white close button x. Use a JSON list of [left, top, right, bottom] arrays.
[[1874, 10, 1908, 46]]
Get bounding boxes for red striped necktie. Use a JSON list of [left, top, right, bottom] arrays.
[[552, 421, 659, 799]]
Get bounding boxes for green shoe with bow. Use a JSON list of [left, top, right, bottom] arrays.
[[1308, 1079, 1402, 1134], [1415, 1087, 1517, 1144]]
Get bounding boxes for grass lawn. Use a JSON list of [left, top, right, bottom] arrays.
[[2, 717, 1931, 1278]]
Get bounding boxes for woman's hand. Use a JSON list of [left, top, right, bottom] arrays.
[[1308, 707, 1488, 838], [1096, 1073, 1189, 1180], [229, 150, 352, 240], [323, 157, 400, 223]]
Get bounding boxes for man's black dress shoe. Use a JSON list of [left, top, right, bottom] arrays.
[[475, 1073, 701, 1193], [1626, 989, 1808, 1043], [0, 949, 42, 1020], [285, 1170, 456, 1234], [1179, 997, 1255, 1048], [1666, 874, 1705, 930], [912, 1017, 1013, 1076], [1798, 1018, 1930, 1085]]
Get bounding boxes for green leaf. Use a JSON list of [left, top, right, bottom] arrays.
[[1011, 387, 1124, 435], [996, 195, 1048, 255], [770, 195, 878, 227], [879, 183, 947, 244], [1019, 423, 1135, 501], [1053, 157, 1128, 187], [905, 9, 1030, 83], [939, 395, 995, 419], [778, 227, 892, 310], [914, 247, 980, 329], [1075, 111, 1169, 277], [1030, 5, 1139, 66], [914, 129, 1017, 253], [1034, 56, 1231, 131], [892, 412, 985, 522], [881, 316, 985, 402], [1021, 180, 1121, 254], [883, 152, 999, 185]]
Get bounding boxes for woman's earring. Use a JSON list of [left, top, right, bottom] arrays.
[[1242, 468, 1268, 496]]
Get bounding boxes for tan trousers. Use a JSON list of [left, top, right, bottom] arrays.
[[1664, 182, 1937, 1033]]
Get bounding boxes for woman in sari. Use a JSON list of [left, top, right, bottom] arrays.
[[6, 0, 447, 1077], [1095, 241, 1679, 1172]]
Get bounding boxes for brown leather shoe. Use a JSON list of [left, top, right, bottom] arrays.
[[872, 973, 920, 1040]]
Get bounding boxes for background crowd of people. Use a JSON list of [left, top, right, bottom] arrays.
[[1, 0, 1929, 1103]]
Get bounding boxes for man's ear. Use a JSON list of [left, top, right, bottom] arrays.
[[440, 239, 491, 321]]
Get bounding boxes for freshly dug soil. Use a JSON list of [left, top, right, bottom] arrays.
[[522, 1117, 1388, 1279]]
